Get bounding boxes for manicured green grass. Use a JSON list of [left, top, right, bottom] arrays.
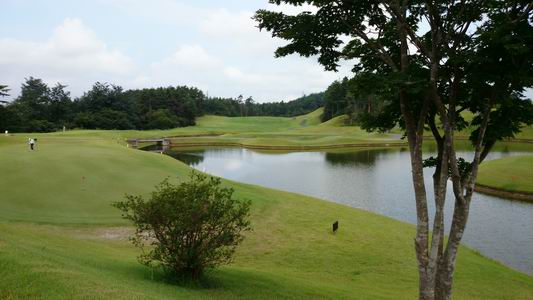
[[3, 109, 400, 150], [167, 110, 400, 149], [1, 126, 532, 299], [477, 155, 533, 193], [32, 109, 326, 140], [0, 138, 186, 224], [8, 108, 528, 150]]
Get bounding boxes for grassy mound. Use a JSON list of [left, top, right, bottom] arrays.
[[0, 129, 532, 299], [164, 110, 399, 149], [477, 155, 533, 194], [319, 114, 349, 127], [293, 108, 324, 127]]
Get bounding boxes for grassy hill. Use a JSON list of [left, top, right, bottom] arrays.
[[1, 112, 532, 299], [169, 109, 401, 149]]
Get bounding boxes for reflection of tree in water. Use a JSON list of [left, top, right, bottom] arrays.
[[325, 149, 398, 167], [145, 147, 249, 167], [139, 144, 162, 151], [500, 145, 510, 154], [164, 151, 205, 166]]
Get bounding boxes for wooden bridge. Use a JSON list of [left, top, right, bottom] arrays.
[[126, 138, 171, 149]]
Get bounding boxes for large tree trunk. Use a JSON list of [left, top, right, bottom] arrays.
[[393, 3, 436, 298], [400, 91, 432, 299], [431, 96, 492, 299], [391, 2, 494, 298], [435, 198, 471, 300], [396, 8, 433, 298]]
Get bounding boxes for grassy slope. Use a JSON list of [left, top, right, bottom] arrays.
[[10, 109, 398, 150], [1, 112, 532, 299], [172, 109, 399, 148], [477, 155, 533, 193], [36, 109, 326, 140], [20, 108, 530, 144]]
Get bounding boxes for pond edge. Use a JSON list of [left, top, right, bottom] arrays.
[[475, 184, 533, 203]]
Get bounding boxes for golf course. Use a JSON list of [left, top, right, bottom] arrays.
[[1, 112, 532, 299]]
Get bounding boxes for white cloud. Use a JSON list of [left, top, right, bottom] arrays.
[[159, 45, 219, 68], [138, 3, 354, 102], [192, 7, 353, 100], [0, 18, 134, 75], [200, 9, 258, 38], [199, 8, 282, 55], [0, 18, 135, 97], [0, 4, 354, 102], [223, 66, 245, 79], [103, 0, 205, 25], [145, 44, 348, 101]]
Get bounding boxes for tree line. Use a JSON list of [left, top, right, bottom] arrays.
[[321, 76, 389, 125], [204, 92, 324, 117], [0, 78, 324, 132]]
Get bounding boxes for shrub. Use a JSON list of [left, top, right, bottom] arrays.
[[113, 172, 252, 280]]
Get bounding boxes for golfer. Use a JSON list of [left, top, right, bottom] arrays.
[[28, 138, 35, 150]]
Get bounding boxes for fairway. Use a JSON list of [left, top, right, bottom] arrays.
[[4, 109, 403, 151], [1, 118, 532, 299]]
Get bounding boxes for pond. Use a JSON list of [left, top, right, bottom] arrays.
[[164, 146, 533, 275]]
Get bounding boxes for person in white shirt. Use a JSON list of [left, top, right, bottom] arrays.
[[28, 138, 35, 150]]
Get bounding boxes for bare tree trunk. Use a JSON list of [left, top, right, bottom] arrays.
[[400, 89, 432, 299], [385, 1, 505, 298], [394, 3, 434, 297], [435, 198, 470, 300], [434, 97, 492, 299]]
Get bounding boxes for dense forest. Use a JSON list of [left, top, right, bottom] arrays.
[[204, 92, 324, 117], [320, 76, 387, 125], [0, 77, 324, 132]]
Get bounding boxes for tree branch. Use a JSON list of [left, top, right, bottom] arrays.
[[385, 1, 431, 57]]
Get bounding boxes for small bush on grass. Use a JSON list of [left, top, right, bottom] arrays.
[[113, 171, 252, 281]]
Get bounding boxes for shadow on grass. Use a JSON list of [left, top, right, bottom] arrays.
[[121, 262, 335, 298], [137, 266, 224, 290]]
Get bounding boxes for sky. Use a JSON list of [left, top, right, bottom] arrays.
[[0, 0, 353, 102]]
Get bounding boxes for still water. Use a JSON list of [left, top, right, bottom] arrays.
[[167, 146, 533, 275]]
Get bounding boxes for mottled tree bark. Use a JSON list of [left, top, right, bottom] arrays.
[[390, 1, 494, 298]]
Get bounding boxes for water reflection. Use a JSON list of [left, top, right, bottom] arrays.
[[324, 148, 402, 167], [165, 151, 205, 165], [163, 146, 533, 275]]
